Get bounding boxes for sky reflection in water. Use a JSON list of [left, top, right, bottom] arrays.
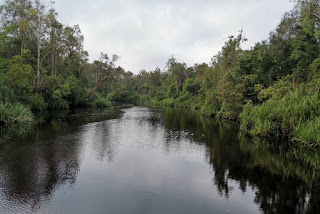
[[0, 107, 318, 214]]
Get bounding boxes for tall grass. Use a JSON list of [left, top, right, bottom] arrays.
[[240, 86, 320, 146], [294, 117, 320, 146]]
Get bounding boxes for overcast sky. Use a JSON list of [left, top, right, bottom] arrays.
[[51, 0, 294, 73]]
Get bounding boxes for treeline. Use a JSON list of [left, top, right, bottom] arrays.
[[132, 0, 320, 146], [0, 0, 134, 127], [1, 0, 320, 146]]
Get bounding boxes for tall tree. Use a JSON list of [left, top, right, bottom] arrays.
[[87, 53, 119, 98], [28, 0, 50, 89]]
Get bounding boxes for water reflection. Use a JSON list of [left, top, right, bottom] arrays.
[[0, 106, 319, 214], [159, 107, 320, 214], [0, 123, 82, 211]]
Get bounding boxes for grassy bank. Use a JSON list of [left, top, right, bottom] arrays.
[[240, 79, 320, 147]]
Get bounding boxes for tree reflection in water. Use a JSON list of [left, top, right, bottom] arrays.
[[0, 107, 319, 214], [0, 108, 123, 210], [160, 107, 320, 214]]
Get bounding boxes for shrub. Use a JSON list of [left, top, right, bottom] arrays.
[[201, 104, 218, 118], [92, 97, 112, 107], [0, 79, 17, 103], [28, 94, 48, 111], [89, 92, 112, 107], [51, 99, 70, 110], [0, 102, 33, 126], [109, 89, 137, 103], [160, 98, 175, 107]]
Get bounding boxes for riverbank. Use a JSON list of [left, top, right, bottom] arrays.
[[139, 93, 320, 148]]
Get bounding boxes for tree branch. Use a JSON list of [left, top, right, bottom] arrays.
[[311, 12, 320, 20], [86, 74, 111, 99], [40, 44, 56, 67]]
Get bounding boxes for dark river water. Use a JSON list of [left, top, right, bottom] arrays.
[[0, 107, 319, 214]]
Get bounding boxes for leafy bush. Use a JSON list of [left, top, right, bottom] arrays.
[[183, 78, 200, 95], [201, 104, 218, 117], [4, 62, 34, 99], [200, 91, 220, 117], [255, 77, 293, 102], [0, 79, 16, 103], [160, 98, 175, 107], [88, 92, 112, 107], [0, 102, 33, 126], [175, 94, 199, 109], [51, 99, 70, 110], [28, 94, 48, 111], [109, 89, 137, 104], [136, 94, 152, 105], [92, 96, 112, 107]]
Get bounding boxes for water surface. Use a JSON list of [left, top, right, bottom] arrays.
[[0, 107, 319, 214]]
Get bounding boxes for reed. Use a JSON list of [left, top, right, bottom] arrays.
[[240, 85, 320, 146]]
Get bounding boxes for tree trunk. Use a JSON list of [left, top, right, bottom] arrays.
[[52, 49, 54, 75], [37, 37, 41, 90], [86, 74, 111, 99]]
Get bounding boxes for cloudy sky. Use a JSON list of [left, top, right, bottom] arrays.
[[52, 0, 294, 73]]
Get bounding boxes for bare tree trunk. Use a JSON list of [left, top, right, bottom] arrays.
[[37, 37, 41, 90], [52, 49, 54, 75], [20, 33, 24, 55], [40, 45, 56, 67], [87, 74, 111, 99], [55, 53, 57, 77]]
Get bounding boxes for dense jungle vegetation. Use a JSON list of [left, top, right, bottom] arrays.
[[0, 0, 320, 146]]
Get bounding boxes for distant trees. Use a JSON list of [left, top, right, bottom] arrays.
[[129, 1, 320, 145], [1, 0, 320, 145], [0, 0, 123, 112]]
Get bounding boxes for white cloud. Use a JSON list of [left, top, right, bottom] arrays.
[[51, 0, 294, 73]]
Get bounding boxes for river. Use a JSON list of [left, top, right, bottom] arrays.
[[0, 106, 319, 214]]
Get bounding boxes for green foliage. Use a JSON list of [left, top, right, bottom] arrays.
[[294, 117, 320, 146], [0, 102, 33, 126], [256, 77, 293, 102], [183, 78, 200, 95], [27, 94, 47, 111], [0, 79, 17, 103], [241, 81, 320, 146], [51, 99, 69, 110], [160, 98, 176, 107], [200, 91, 220, 117], [109, 88, 137, 104], [93, 97, 112, 107], [201, 104, 218, 118], [3, 55, 35, 100], [136, 94, 152, 105], [311, 58, 320, 76], [175, 94, 199, 109], [1, 0, 320, 147], [89, 92, 112, 107], [0, 80, 33, 129]]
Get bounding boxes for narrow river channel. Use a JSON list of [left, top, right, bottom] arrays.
[[0, 107, 319, 214]]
